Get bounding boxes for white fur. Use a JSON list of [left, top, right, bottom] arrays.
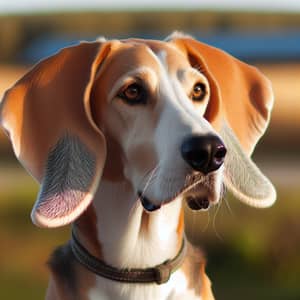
[[86, 48, 221, 299], [139, 47, 224, 206], [90, 181, 197, 300], [94, 181, 181, 269]]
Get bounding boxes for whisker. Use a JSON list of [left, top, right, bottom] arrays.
[[224, 195, 234, 217], [137, 164, 157, 190], [140, 163, 160, 197], [201, 210, 211, 233], [128, 163, 161, 218], [212, 197, 223, 241], [221, 183, 234, 217]]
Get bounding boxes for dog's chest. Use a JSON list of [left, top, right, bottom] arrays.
[[87, 270, 200, 300]]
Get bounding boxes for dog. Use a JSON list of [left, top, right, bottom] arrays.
[[0, 32, 276, 300]]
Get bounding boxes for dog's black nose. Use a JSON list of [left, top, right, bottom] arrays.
[[181, 135, 227, 174]]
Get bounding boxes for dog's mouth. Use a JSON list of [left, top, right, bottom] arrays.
[[138, 191, 161, 212], [138, 172, 222, 212], [185, 195, 210, 210]]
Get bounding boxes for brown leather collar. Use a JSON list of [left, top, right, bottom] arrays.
[[70, 230, 187, 284]]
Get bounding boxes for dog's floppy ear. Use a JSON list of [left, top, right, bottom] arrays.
[[170, 34, 276, 208], [0, 40, 113, 227]]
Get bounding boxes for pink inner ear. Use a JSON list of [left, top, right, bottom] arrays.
[[31, 134, 99, 228], [32, 190, 95, 228]]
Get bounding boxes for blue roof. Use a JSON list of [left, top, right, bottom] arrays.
[[20, 29, 300, 64], [196, 30, 300, 62]]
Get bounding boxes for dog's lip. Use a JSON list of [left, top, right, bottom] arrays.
[[138, 190, 211, 212], [186, 195, 210, 211], [138, 191, 161, 212], [137, 178, 212, 212]]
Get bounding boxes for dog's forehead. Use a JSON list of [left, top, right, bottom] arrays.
[[130, 39, 191, 71], [103, 40, 191, 78]]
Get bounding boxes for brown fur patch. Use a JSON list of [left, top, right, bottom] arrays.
[[102, 133, 125, 181], [199, 262, 215, 300], [74, 204, 103, 259], [47, 243, 77, 299], [140, 210, 150, 234], [176, 209, 185, 252], [47, 243, 97, 300], [180, 241, 214, 298]]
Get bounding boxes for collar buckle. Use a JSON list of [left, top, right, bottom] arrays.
[[154, 260, 172, 284]]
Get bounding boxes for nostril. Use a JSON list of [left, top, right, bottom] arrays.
[[213, 145, 227, 164], [183, 149, 208, 168]]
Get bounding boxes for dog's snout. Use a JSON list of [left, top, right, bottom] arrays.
[[181, 135, 227, 174]]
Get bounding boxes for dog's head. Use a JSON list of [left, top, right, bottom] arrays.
[[0, 33, 276, 227]]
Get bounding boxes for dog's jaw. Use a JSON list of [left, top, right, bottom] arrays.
[[137, 166, 225, 213]]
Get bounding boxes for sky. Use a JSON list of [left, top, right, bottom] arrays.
[[1, 0, 300, 13]]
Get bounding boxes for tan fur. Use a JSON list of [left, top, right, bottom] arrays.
[[0, 34, 275, 300]]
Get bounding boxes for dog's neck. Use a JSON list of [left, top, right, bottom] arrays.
[[74, 179, 184, 270]]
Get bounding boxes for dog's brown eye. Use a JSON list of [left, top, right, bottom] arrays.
[[119, 83, 146, 105], [191, 82, 206, 101]]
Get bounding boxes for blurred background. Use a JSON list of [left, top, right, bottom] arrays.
[[0, 1, 299, 299]]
